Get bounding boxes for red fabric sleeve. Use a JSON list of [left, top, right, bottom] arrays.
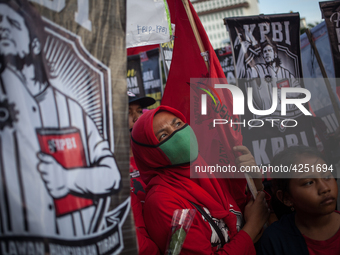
[[131, 192, 160, 255], [144, 188, 256, 255], [127, 44, 159, 56]]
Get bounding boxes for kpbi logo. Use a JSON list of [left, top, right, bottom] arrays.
[[200, 84, 311, 129]]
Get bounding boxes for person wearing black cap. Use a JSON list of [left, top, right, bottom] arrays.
[[128, 91, 156, 133], [127, 91, 160, 255]]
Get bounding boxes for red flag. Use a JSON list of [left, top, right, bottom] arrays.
[[162, 0, 247, 209]]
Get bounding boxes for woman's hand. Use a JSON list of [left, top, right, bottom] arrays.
[[242, 191, 270, 242], [234, 145, 263, 191]]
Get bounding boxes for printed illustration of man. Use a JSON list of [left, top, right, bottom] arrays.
[[0, 1, 121, 237], [237, 39, 300, 112]]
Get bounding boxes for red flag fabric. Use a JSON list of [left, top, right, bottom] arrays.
[[161, 0, 247, 209], [127, 44, 159, 56]]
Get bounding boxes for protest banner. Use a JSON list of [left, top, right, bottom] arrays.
[[160, 23, 175, 80], [214, 46, 236, 85], [320, 1, 340, 99], [126, 0, 172, 48], [127, 54, 145, 97], [160, 39, 174, 81], [0, 1, 135, 254], [141, 48, 163, 109], [225, 13, 316, 166]]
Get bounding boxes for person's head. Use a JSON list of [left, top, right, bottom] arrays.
[[152, 110, 186, 142], [271, 146, 337, 218], [0, 3, 30, 58], [131, 106, 198, 184], [0, 0, 47, 83], [261, 40, 278, 65], [128, 92, 155, 130], [262, 44, 275, 63]]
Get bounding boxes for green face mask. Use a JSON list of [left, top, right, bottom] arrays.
[[158, 124, 199, 165]]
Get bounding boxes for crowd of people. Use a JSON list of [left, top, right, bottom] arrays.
[[128, 93, 340, 255]]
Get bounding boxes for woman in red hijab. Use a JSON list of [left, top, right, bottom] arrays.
[[131, 105, 269, 254]]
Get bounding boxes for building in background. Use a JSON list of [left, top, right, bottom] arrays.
[[191, 0, 260, 49]]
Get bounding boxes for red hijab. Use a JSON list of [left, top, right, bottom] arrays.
[[131, 105, 238, 237]]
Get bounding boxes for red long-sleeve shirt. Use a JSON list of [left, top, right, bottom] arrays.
[[144, 184, 256, 255], [130, 157, 160, 255]]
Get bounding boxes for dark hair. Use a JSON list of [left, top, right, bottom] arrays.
[[0, 0, 48, 84], [261, 39, 282, 66], [261, 40, 277, 53], [1, 1, 46, 46], [271, 145, 328, 218]]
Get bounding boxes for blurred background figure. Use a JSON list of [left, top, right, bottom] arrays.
[[127, 91, 159, 255]]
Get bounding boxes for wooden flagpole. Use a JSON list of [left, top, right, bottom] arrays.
[[181, 0, 210, 71]]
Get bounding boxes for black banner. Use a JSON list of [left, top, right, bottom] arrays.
[[225, 14, 316, 165], [320, 1, 340, 98], [160, 40, 174, 80], [141, 48, 162, 108], [127, 54, 145, 97], [225, 13, 302, 82], [214, 46, 236, 85], [241, 115, 316, 166]]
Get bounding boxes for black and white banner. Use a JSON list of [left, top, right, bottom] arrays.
[[225, 13, 316, 165], [141, 48, 163, 108], [214, 46, 236, 85], [127, 54, 145, 98], [0, 0, 134, 254], [300, 22, 339, 133], [160, 24, 175, 80]]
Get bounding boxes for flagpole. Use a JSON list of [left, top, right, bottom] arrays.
[[181, 0, 210, 71], [305, 29, 340, 124]]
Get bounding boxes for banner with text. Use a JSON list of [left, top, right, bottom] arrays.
[[214, 46, 236, 85], [0, 1, 135, 254], [160, 40, 174, 80], [141, 48, 163, 109], [127, 54, 145, 98], [126, 0, 172, 48], [160, 23, 175, 81], [225, 13, 316, 166]]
